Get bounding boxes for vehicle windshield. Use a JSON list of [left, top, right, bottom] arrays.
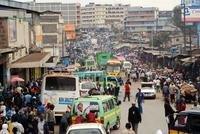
[[81, 82, 96, 89], [45, 76, 76, 91], [73, 101, 99, 115], [107, 66, 120, 72], [68, 129, 102, 134], [189, 115, 200, 132], [141, 84, 153, 88]]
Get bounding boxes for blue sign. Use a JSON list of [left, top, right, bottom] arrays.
[[59, 97, 73, 105]]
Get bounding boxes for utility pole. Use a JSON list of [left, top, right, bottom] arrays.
[[183, 0, 187, 54]]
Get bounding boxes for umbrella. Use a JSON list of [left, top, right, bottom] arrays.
[[11, 77, 24, 83]]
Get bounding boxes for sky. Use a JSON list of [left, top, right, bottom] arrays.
[[16, 0, 181, 10]]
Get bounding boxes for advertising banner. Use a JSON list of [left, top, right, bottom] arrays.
[[182, 6, 200, 22]]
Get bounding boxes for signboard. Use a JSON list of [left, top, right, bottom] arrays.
[[182, 6, 200, 22], [182, 0, 200, 6]]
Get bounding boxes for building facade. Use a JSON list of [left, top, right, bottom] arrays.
[[81, 3, 129, 29], [157, 11, 176, 32], [40, 11, 63, 46], [30, 2, 81, 28], [124, 7, 159, 33]]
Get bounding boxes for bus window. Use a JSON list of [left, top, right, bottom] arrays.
[[45, 76, 76, 91]]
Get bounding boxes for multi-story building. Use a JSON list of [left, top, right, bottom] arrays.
[[157, 11, 176, 32], [81, 3, 129, 29], [40, 11, 64, 46], [30, 2, 81, 28], [124, 7, 159, 33], [105, 4, 129, 26], [81, 3, 106, 28]]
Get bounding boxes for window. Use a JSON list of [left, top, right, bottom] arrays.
[[45, 76, 76, 91], [108, 99, 114, 109], [68, 129, 102, 134], [103, 102, 108, 112]]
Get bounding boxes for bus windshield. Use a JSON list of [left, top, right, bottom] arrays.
[[107, 66, 120, 72], [45, 76, 76, 91]]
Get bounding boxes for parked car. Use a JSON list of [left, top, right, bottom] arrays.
[[66, 123, 106, 134], [71, 95, 121, 133], [141, 82, 156, 99]]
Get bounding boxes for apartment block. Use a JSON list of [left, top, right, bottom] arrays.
[[124, 7, 159, 33], [81, 3, 129, 29], [105, 4, 129, 25], [157, 11, 176, 32], [30, 2, 81, 28]]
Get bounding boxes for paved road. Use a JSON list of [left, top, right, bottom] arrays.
[[112, 81, 168, 134], [55, 81, 168, 134]]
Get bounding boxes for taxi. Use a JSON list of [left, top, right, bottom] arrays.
[[71, 95, 121, 133]]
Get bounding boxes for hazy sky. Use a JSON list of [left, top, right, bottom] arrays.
[[16, 0, 180, 10]]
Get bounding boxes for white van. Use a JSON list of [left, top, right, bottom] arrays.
[[41, 71, 80, 116], [122, 61, 132, 71]]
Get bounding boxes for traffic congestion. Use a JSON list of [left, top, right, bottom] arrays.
[[0, 29, 200, 134], [1, 0, 200, 134]]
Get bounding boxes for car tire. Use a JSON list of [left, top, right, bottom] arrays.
[[106, 124, 111, 134], [113, 118, 120, 130], [153, 95, 156, 99]]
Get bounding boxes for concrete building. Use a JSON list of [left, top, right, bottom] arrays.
[[81, 3, 129, 29], [124, 7, 159, 33], [105, 4, 130, 26], [40, 11, 64, 46], [0, 8, 30, 86], [157, 11, 176, 32], [30, 2, 81, 28]]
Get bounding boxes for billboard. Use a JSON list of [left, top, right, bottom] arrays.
[[65, 24, 76, 40], [182, 6, 200, 22]]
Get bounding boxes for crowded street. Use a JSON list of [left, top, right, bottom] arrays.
[[1, 0, 200, 134]]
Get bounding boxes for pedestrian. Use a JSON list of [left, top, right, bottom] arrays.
[[122, 123, 135, 134], [128, 103, 141, 134], [60, 106, 71, 134], [45, 104, 56, 134], [86, 108, 97, 123], [169, 83, 176, 103], [38, 115, 45, 134], [135, 88, 144, 114], [0, 124, 9, 134], [191, 101, 200, 110], [10, 115, 24, 134], [123, 82, 131, 102], [164, 98, 175, 129], [163, 84, 170, 99]]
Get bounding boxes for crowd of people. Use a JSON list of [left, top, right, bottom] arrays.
[[0, 79, 64, 134]]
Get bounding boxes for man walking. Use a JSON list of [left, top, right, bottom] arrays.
[[128, 103, 141, 134], [136, 88, 144, 113]]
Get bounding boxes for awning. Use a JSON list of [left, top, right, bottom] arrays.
[[9, 52, 51, 68], [43, 56, 60, 68], [180, 57, 197, 63]]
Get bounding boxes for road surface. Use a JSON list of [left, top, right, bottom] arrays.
[[55, 81, 168, 134], [112, 81, 168, 134]]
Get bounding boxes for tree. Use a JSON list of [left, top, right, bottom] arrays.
[[172, 6, 184, 32], [151, 32, 171, 48]]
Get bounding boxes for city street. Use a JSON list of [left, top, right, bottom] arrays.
[[112, 81, 168, 134], [55, 81, 168, 134]]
